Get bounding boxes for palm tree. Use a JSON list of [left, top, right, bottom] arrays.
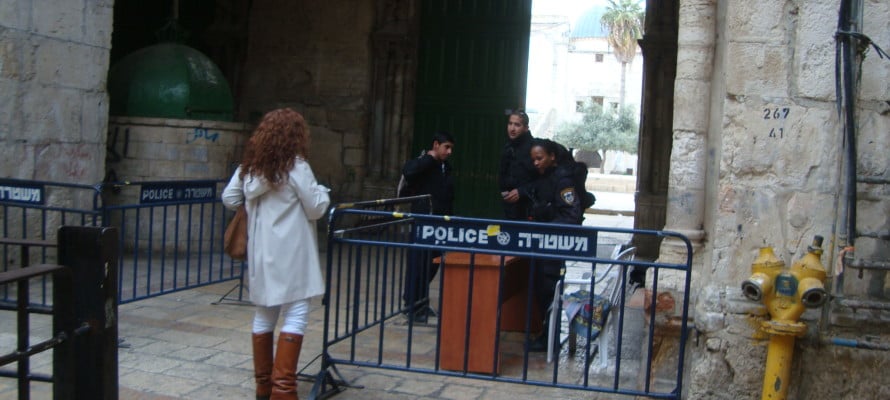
[[601, 0, 644, 109]]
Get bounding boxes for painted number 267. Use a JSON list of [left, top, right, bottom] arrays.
[[762, 107, 790, 120]]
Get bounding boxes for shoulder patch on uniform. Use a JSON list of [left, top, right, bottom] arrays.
[[560, 188, 575, 205]]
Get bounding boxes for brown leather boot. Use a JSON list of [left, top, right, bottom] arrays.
[[270, 332, 303, 400], [252, 332, 274, 400]]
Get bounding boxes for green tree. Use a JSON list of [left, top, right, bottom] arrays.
[[601, 0, 645, 108], [553, 101, 638, 173]]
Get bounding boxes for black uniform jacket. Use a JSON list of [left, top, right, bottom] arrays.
[[498, 132, 538, 219], [402, 154, 454, 215], [526, 165, 582, 225]]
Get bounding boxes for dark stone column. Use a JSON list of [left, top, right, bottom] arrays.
[[632, 0, 679, 260], [363, 0, 420, 199]]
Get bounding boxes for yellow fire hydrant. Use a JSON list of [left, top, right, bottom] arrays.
[[741, 236, 828, 400]]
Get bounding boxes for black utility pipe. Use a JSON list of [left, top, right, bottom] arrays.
[[837, 0, 858, 247]]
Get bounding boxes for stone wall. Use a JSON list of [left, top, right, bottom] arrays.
[[677, 0, 890, 399], [0, 0, 112, 254], [0, 0, 113, 185], [103, 116, 249, 252], [105, 116, 249, 183], [238, 0, 376, 203]]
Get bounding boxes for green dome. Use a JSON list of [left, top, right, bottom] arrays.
[[108, 43, 234, 121], [571, 6, 608, 39]]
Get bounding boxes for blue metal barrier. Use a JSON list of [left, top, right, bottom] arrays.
[[101, 180, 241, 303], [0, 178, 244, 306], [312, 199, 692, 400], [0, 178, 102, 305]]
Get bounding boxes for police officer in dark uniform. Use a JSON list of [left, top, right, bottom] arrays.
[[527, 139, 583, 225], [525, 138, 582, 351], [499, 110, 538, 220]]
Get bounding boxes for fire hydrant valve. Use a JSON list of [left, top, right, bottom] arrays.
[[762, 319, 807, 337], [742, 273, 771, 302], [798, 277, 827, 308], [742, 247, 785, 303], [742, 236, 828, 400]]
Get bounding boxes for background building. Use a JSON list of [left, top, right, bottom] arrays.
[[527, 0, 642, 174]]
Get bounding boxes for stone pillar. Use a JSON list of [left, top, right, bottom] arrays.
[[658, 0, 716, 265], [0, 0, 114, 184], [363, 0, 419, 199], [632, 0, 678, 260]]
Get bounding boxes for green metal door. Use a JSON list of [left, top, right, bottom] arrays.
[[413, 0, 532, 218]]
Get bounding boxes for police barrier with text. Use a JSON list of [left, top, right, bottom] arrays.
[[312, 201, 692, 400]]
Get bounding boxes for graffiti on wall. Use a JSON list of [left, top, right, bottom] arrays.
[[63, 144, 92, 179], [186, 127, 220, 143]]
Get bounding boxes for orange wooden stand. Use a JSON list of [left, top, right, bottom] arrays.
[[438, 253, 542, 374]]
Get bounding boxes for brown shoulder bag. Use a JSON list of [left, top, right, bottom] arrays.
[[224, 205, 248, 260]]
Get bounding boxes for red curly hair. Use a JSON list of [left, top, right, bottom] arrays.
[[239, 108, 311, 186]]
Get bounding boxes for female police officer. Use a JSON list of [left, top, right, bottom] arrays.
[[525, 138, 583, 351], [527, 139, 583, 225]]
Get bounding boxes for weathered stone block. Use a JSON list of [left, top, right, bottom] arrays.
[[22, 85, 81, 143], [678, 0, 716, 46], [342, 147, 365, 168], [35, 142, 102, 183], [32, 0, 84, 41], [131, 142, 166, 160], [794, 1, 838, 100], [176, 124, 202, 145], [107, 160, 140, 180], [664, 187, 704, 226], [0, 78, 18, 131], [722, 101, 837, 191], [693, 308, 726, 333], [181, 145, 209, 163], [861, 37, 890, 100], [183, 162, 210, 178], [83, 1, 113, 48], [1, 34, 22, 80], [726, 0, 786, 43], [35, 39, 106, 90], [149, 160, 184, 179], [342, 132, 364, 148], [782, 192, 837, 251], [671, 80, 710, 131], [107, 117, 248, 182], [328, 109, 365, 132], [0, 0, 30, 31], [81, 91, 108, 143], [1, 31, 37, 82], [724, 42, 790, 97], [0, 141, 33, 179], [856, 108, 890, 177], [794, 43, 835, 100], [302, 105, 328, 127], [667, 130, 706, 188], [675, 45, 714, 81]]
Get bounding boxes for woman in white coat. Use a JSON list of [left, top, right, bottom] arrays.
[[222, 108, 330, 400]]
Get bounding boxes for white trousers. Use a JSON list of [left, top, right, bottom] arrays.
[[252, 299, 310, 334]]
